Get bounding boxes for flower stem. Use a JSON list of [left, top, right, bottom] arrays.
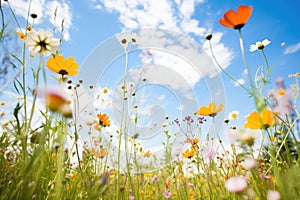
[[238, 29, 254, 89], [208, 40, 251, 93]]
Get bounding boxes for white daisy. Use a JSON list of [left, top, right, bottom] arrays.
[[249, 39, 271, 52], [24, 29, 59, 56], [228, 111, 239, 120]]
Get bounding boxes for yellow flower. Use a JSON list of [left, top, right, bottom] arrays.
[[244, 109, 274, 130], [196, 103, 224, 117], [144, 150, 152, 157], [277, 89, 285, 95], [90, 148, 108, 158], [97, 113, 111, 127], [17, 32, 25, 40], [46, 54, 79, 77], [102, 87, 108, 94], [182, 148, 195, 159]]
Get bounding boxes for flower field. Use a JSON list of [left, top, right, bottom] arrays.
[[1, 2, 300, 200]]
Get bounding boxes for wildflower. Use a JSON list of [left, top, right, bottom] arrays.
[[163, 190, 172, 199], [17, 32, 25, 40], [143, 150, 151, 157], [152, 175, 159, 182], [102, 87, 108, 94], [30, 13, 38, 19], [26, 26, 32, 31], [97, 113, 111, 127], [0, 102, 5, 106], [46, 91, 72, 117], [225, 176, 247, 193], [46, 54, 79, 77], [228, 111, 239, 120], [205, 33, 212, 40], [90, 148, 108, 158], [249, 39, 271, 52], [244, 109, 274, 129], [267, 190, 281, 200], [236, 131, 258, 146], [24, 29, 59, 56], [117, 32, 137, 50], [243, 157, 257, 170], [182, 148, 195, 159], [195, 103, 224, 117], [277, 88, 285, 95], [219, 5, 253, 30]]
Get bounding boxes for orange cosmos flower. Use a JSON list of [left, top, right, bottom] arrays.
[[97, 113, 111, 127], [244, 109, 274, 130], [196, 103, 224, 117], [219, 5, 253, 30], [91, 148, 108, 158], [182, 148, 195, 159], [46, 54, 79, 77]]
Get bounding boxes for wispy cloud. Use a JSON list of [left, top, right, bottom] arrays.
[[284, 42, 300, 55], [91, 0, 233, 82], [4, 0, 72, 40], [233, 78, 245, 87]]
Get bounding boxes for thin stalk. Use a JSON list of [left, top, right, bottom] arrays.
[[208, 40, 251, 94], [238, 29, 254, 88]]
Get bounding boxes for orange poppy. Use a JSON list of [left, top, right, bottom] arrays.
[[219, 5, 253, 30], [244, 109, 274, 130], [196, 103, 224, 117]]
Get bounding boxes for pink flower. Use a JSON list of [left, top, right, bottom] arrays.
[[243, 157, 257, 170], [152, 175, 159, 182], [129, 194, 135, 200], [163, 190, 172, 199], [225, 176, 247, 193], [259, 173, 270, 179], [267, 190, 281, 200]]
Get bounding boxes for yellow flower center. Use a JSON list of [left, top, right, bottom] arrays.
[[257, 43, 265, 50]]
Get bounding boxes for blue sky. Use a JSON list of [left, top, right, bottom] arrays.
[[1, 0, 300, 150]]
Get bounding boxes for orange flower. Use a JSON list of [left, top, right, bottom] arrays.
[[196, 103, 224, 117], [244, 109, 274, 130], [219, 5, 253, 30], [17, 32, 25, 40], [90, 148, 108, 158], [182, 148, 195, 159], [46, 91, 72, 118], [97, 113, 111, 127], [46, 54, 79, 77]]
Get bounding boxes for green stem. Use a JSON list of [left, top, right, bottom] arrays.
[[208, 40, 251, 94], [238, 29, 254, 89]]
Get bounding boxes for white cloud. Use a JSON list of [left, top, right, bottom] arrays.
[[284, 42, 300, 55], [234, 78, 245, 87], [92, 0, 233, 85], [4, 0, 72, 41]]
